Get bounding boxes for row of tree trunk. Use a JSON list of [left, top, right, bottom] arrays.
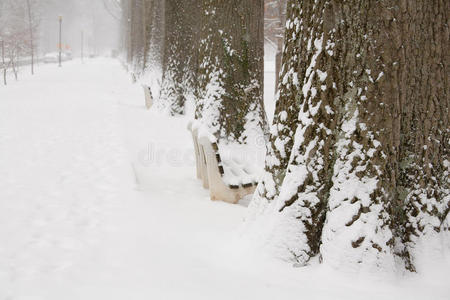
[[121, 0, 268, 142], [250, 0, 449, 272], [121, 0, 449, 272]]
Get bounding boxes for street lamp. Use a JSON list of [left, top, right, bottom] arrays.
[[81, 30, 84, 63], [58, 15, 62, 67]]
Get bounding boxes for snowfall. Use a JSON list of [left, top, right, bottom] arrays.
[[0, 58, 448, 300]]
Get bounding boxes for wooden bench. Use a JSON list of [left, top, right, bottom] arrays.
[[142, 85, 153, 109], [188, 122, 209, 188], [188, 122, 258, 204]]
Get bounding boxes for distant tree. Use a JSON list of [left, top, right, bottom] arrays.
[[158, 0, 200, 115], [121, 0, 164, 78], [122, 0, 267, 127], [196, 0, 268, 143], [130, 0, 145, 70], [1, 40, 5, 85], [0, 0, 31, 83], [249, 0, 449, 272], [145, 0, 165, 76], [264, 0, 287, 88], [25, 0, 37, 75], [0, 2, 6, 85]]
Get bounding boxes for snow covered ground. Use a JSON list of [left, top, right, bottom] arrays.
[[0, 58, 448, 299]]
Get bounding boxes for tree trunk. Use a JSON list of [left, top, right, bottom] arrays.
[[196, 0, 267, 143], [120, 0, 130, 59], [122, 0, 165, 85], [12, 55, 17, 81], [127, 0, 134, 64], [249, 0, 449, 272], [141, 0, 154, 72], [131, 0, 146, 71], [1, 40, 6, 85], [394, 0, 449, 271], [26, 0, 34, 75], [274, 0, 287, 90], [147, 0, 165, 74], [158, 0, 200, 115]]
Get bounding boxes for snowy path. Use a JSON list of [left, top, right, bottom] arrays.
[[0, 59, 448, 300], [0, 59, 272, 299], [0, 59, 138, 297]]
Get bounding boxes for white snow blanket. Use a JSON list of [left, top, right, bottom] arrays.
[[0, 58, 448, 300]]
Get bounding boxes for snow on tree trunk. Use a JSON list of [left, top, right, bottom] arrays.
[[196, 0, 267, 143], [145, 0, 165, 92], [394, 0, 449, 272], [247, 0, 449, 272], [251, 2, 305, 216], [122, 0, 163, 77], [130, 0, 145, 69], [159, 0, 200, 115]]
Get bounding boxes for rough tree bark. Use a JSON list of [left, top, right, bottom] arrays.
[[196, 0, 267, 143], [249, 0, 449, 272], [159, 0, 200, 115], [394, 0, 449, 271]]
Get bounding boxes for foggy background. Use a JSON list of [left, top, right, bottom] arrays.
[[0, 0, 120, 57], [38, 0, 119, 56]]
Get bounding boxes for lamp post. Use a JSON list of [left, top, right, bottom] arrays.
[[81, 30, 84, 63], [58, 15, 62, 67]]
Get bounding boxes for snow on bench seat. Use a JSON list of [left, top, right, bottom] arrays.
[[218, 143, 260, 188]]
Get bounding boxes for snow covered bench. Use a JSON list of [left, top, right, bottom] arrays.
[[188, 121, 259, 204], [142, 85, 153, 109], [188, 123, 209, 189]]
